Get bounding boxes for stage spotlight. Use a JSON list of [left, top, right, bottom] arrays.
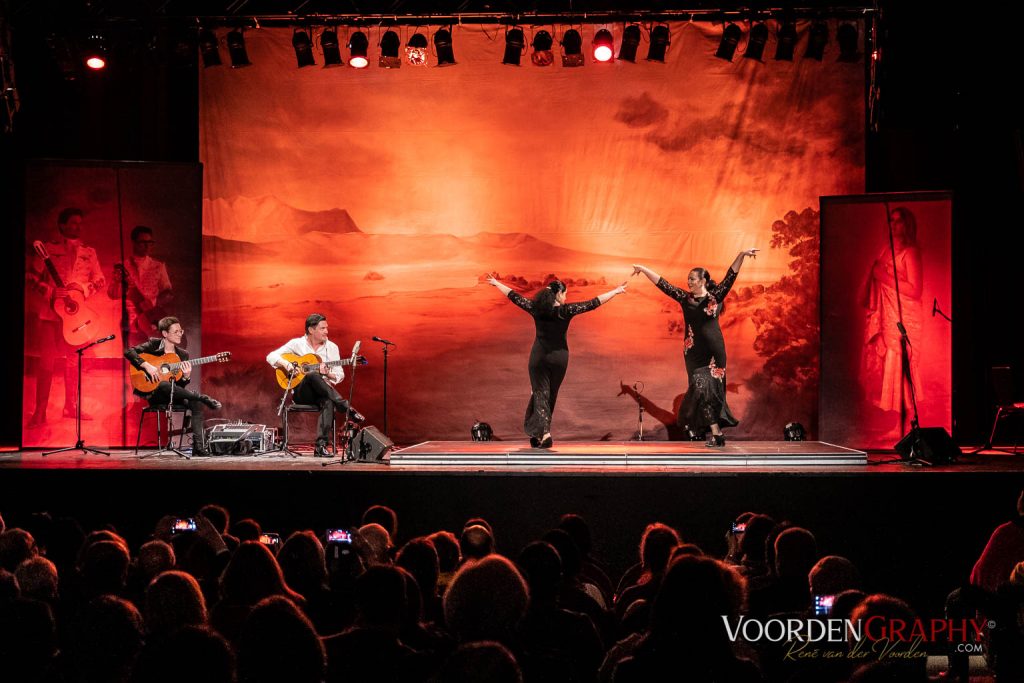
[[226, 30, 251, 67], [744, 22, 769, 61], [198, 29, 222, 67], [531, 30, 554, 66], [434, 28, 456, 65], [82, 34, 107, 70], [293, 29, 315, 67], [715, 23, 742, 61], [348, 31, 369, 68], [471, 421, 493, 442], [805, 21, 828, 61], [503, 27, 525, 65], [837, 23, 859, 62], [379, 30, 401, 68], [593, 28, 614, 62], [618, 24, 641, 62], [407, 32, 428, 66], [321, 29, 343, 66], [562, 29, 584, 67], [783, 422, 806, 441], [647, 24, 670, 62], [775, 20, 797, 61]]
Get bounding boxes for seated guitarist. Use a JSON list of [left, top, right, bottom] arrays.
[[125, 316, 222, 456], [266, 313, 365, 457]]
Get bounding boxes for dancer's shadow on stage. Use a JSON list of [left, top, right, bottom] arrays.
[[618, 382, 689, 441]]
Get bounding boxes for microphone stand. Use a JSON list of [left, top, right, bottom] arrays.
[[44, 336, 113, 457], [265, 366, 301, 458], [143, 370, 190, 459], [633, 381, 645, 441], [323, 349, 361, 467], [884, 204, 923, 461], [373, 337, 396, 436]]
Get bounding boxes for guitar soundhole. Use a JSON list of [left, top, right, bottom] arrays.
[[160, 364, 172, 375], [65, 300, 79, 315]]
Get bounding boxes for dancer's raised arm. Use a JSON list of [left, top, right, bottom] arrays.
[[728, 248, 759, 273], [597, 281, 628, 304], [486, 275, 533, 312], [631, 264, 662, 284]]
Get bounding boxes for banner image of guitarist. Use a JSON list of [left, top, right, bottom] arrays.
[[107, 225, 173, 346], [125, 316, 223, 456], [26, 207, 106, 427], [266, 313, 365, 457]]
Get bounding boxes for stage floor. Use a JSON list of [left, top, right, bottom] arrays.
[[2, 440, 1019, 473]]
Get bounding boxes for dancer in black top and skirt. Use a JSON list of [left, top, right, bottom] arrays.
[[486, 276, 628, 448], [632, 249, 758, 447]]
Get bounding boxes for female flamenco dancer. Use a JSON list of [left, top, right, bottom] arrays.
[[486, 275, 628, 448], [631, 249, 758, 447]]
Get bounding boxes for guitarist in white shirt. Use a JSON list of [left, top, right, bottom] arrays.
[[26, 208, 106, 427], [266, 313, 365, 457], [125, 317, 223, 456]]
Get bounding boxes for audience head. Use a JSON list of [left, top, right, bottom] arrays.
[[444, 555, 528, 645], [430, 531, 461, 575], [220, 541, 303, 607], [232, 518, 262, 543], [137, 540, 176, 583], [809, 555, 862, 596], [738, 513, 776, 564], [277, 530, 328, 595], [362, 505, 399, 541], [463, 517, 495, 547], [70, 595, 145, 682], [459, 524, 495, 561], [354, 564, 408, 632], [145, 570, 208, 639], [651, 555, 745, 646], [141, 625, 235, 683], [199, 504, 231, 535], [15, 555, 58, 602], [358, 523, 393, 565], [517, 541, 561, 604], [396, 537, 440, 604], [541, 528, 582, 580], [0, 528, 38, 571], [0, 568, 19, 600], [0, 597, 58, 678], [81, 538, 131, 598], [237, 595, 325, 683], [671, 543, 705, 562], [639, 522, 681, 574], [774, 527, 818, 579]]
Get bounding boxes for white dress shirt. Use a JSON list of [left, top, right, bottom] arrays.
[[266, 336, 344, 385]]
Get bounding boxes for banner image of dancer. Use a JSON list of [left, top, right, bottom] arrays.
[[22, 161, 202, 448], [819, 193, 953, 450]]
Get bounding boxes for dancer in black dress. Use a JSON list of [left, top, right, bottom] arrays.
[[632, 249, 758, 447], [486, 276, 628, 448]]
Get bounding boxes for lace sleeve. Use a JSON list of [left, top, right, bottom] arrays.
[[561, 298, 601, 318], [507, 290, 534, 313], [711, 268, 738, 301], [656, 277, 689, 304]]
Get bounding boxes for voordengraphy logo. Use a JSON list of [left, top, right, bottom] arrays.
[[722, 616, 989, 661], [721, 616, 989, 644]]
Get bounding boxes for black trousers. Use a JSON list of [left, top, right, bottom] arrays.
[[524, 346, 568, 439], [146, 381, 206, 448], [293, 373, 350, 444]]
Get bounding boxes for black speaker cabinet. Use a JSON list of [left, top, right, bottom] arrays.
[[895, 427, 961, 465], [352, 426, 394, 462]]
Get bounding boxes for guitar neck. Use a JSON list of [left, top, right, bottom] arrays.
[[42, 257, 66, 289], [164, 354, 224, 370], [300, 357, 352, 371]]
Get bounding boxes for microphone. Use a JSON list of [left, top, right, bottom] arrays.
[[96, 334, 116, 344], [350, 340, 361, 364], [372, 336, 395, 346], [932, 298, 938, 317]]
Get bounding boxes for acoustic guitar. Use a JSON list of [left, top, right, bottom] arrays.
[[130, 351, 232, 393], [275, 352, 365, 390], [32, 240, 99, 346]]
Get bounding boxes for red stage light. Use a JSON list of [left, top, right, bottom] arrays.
[[593, 29, 614, 63], [85, 55, 106, 70], [350, 56, 368, 68]]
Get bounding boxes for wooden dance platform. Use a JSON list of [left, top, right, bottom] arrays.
[[387, 440, 867, 467]]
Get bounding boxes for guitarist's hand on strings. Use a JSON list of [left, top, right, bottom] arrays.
[[180, 360, 192, 379], [141, 362, 161, 385], [319, 363, 328, 376]]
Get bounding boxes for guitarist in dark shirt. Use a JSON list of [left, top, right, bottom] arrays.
[[125, 316, 222, 455]]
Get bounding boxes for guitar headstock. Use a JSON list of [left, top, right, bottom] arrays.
[[216, 352, 232, 363], [33, 240, 50, 259]]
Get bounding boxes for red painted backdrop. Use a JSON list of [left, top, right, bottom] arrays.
[[200, 22, 865, 442]]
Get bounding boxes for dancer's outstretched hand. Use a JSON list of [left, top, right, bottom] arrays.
[[741, 249, 760, 259], [631, 264, 645, 276], [485, 275, 499, 287], [616, 281, 629, 294]]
